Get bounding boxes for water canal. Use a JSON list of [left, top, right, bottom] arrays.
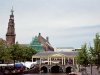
[[19, 73, 67, 75]]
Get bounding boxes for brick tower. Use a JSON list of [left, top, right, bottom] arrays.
[[6, 8, 16, 45]]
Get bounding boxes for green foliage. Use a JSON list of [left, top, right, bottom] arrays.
[[77, 44, 89, 66], [20, 46, 37, 61], [10, 42, 20, 61], [10, 42, 37, 62], [77, 33, 100, 68], [93, 33, 100, 67], [76, 33, 100, 70], [0, 41, 37, 63], [0, 40, 11, 63], [88, 46, 95, 64]]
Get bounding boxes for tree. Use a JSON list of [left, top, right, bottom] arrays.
[[10, 42, 37, 62], [89, 46, 95, 75], [0, 40, 11, 63], [10, 42, 20, 67], [93, 33, 100, 69], [21, 46, 37, 61], [76, 33, 100, 74], [0, 40, 37, 64], [77, 44, 89, 66], [77, 44, 89, 74]]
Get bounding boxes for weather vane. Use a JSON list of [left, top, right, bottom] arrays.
[[11, 6, 14, 15], [11, 0, 14, 15]]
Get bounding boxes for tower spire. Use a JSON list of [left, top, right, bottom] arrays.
[[11, 6, 14, 15], [6, 7, 16, 45], [10, 6, 14, 19]]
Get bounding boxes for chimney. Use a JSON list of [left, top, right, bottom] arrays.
[[39, 33, 41, 36], [46, 36, 49, 42]]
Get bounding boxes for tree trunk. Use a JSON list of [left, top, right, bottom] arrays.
[[90, 64, 92, 75], [14, 59, 15, 68], [79, 65, 80, 72]]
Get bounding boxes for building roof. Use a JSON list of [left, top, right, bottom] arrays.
[[32, 51, 77, 58], [56, 47, 74, 49], [30, 33, 54, 52], [38, 33, 54, 51], [30, 36, 45, 52]]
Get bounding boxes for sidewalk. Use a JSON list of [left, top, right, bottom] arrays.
[[76, 70, 82, 75], [77, 72, 82, 75], [76, 66, 100, 75]]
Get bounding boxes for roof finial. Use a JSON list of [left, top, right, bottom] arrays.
[[11, 6, 14, 15]]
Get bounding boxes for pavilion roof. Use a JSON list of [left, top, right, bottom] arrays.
[[32, 51, 77, 58]]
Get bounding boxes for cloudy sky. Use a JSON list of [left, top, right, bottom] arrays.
[[0, 0, 100, 48]]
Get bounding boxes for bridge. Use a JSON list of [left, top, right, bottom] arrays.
[[32, 51, 77, 73]]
